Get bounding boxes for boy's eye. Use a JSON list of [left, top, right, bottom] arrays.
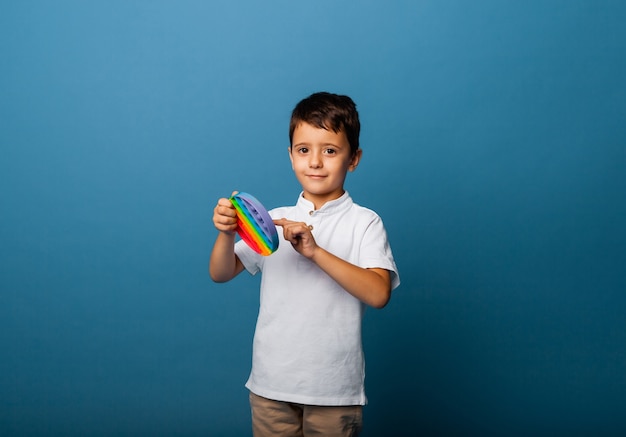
[[297, 147, 309, 154], [324, 148, 337, 155]]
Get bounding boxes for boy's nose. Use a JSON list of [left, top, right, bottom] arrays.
[[309, 152, 322, 168]]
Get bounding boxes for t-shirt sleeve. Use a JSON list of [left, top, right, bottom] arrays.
[[234, 239, 263, 275], [359, 215, 401, 290]]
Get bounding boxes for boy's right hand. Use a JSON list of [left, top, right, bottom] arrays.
[[213, 195, 238, 234]]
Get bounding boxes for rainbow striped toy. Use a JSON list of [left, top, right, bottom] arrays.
[[230, 192, 279, 256]]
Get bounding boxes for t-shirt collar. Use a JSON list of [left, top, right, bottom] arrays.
[[296, 191, 352, 215]]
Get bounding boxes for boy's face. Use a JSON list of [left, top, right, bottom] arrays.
[[289, 122, 361, 209]]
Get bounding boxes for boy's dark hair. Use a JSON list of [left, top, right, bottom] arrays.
[[289, 92, 360, 155]]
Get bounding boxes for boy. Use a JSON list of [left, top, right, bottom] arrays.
[[210, 92, 400, 436]]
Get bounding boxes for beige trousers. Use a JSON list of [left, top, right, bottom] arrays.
[[249, 391, 363, 437]]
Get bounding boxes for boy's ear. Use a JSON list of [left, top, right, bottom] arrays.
[[288, 146, 294, 170], [348, 149, 362, 172]]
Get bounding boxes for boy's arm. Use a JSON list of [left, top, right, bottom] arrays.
[[209, 231, 245, 282], [312, 249, 391, 308], [273, 218, 392, 308], [209, 197, 245, 282]]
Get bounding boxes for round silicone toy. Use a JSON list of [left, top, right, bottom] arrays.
[[230, 192, 279, 256]]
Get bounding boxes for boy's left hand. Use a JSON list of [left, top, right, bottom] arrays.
[[273, 218, 317, 258]]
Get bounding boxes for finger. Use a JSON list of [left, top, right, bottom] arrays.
[[218, 197, 235, 208], [274, 218, 310, 229], [214, 212, 237, 224], [284, 223, 311, 240], [273, 218, 292, 227], [213, 211, 238, 232], [216, 204, 237, 218]]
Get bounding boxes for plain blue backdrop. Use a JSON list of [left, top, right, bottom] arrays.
[[1, 1, 625, 435]]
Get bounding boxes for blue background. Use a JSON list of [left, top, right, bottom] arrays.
[[1, 1, 625, 435]]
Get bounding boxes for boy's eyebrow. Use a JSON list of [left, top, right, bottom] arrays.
[[293, 141, 344, 148]]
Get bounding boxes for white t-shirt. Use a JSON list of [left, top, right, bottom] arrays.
[[235, 192, 400, 406]]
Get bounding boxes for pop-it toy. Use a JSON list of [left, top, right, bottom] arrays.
[[230, 192, 279, 256]]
